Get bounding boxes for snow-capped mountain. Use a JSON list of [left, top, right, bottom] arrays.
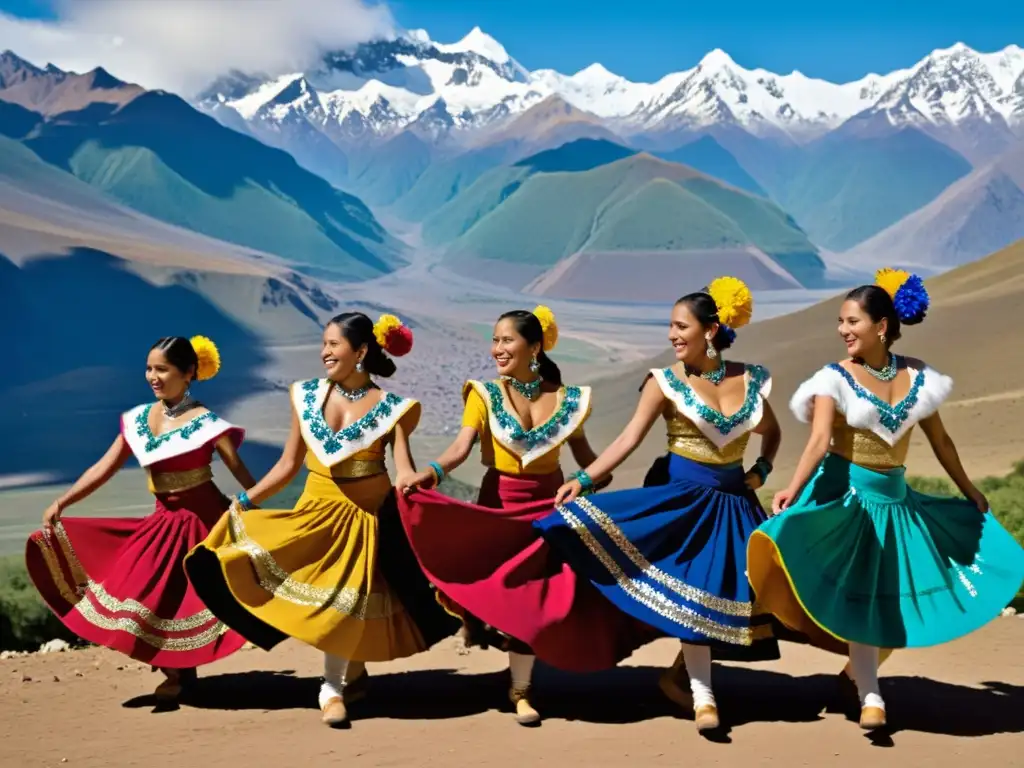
[[198, 28, 1024, 151], [836, 43, 1024, 162]]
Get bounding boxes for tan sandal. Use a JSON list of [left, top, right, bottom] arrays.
[[694, 703, 720, 732], [859, 706, 886, 730], [509, 686, 540, 726], [321, 696, 348, 727]]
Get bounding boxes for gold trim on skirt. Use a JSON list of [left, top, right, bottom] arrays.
[[189, 472, 428, 661]]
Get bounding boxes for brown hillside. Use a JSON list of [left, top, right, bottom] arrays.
[[587, 239, 1024, 485]]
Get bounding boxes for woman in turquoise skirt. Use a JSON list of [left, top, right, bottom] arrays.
[[748, 268, 1024, 732]]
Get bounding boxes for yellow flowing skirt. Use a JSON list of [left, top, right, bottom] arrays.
[[185, 471, 429, 661]]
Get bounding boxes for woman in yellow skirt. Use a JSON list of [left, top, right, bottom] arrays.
[[185, 312, 457, 726]]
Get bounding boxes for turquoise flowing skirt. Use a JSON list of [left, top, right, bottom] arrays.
[[748, 453, 1024, 649]]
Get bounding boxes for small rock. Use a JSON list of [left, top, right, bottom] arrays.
[[38, 639, 71, 654], [21, 674, 32, 682], [1, 650, 12, 660], [53, 675, 60, 682], [116, 665, 125, 671], [74, 670, 84, 678], [1001, 606, 1017, 617]]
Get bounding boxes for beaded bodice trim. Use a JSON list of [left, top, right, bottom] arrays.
[[291, 378, 417, 468], [789, 361, 952, 446], [651, 364, 771, 450], [122, 404, 240, 468], [466, 380, 592, 468]]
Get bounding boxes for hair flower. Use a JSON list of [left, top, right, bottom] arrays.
[[875, 267, 929, 325], [532, 305, 559, 352], [373, 314, 413, 357], [189, 335, 221, 381], [707, 276, 753, 329]]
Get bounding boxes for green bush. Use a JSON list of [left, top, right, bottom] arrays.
[[0, 555, 78, 652]]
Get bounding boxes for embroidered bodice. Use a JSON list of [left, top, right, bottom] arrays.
[[790, 360, 952, 470], [461, 379, 592, 475], [120, 404, 244, 494], [120, 404, 244, 471], [290, 378, 420, 479], [651, 364, 771, 466]]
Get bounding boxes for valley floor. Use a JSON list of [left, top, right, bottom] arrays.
[[1, 621, 1021, 767]]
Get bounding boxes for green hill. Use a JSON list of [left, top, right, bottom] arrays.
[[440, 152, 824, 285], [422, 139, 640, 246], [19, 92, 404, 280], [394, 138, 635, 224]]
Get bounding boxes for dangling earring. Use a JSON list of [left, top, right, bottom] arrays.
[[355, 360, 364, 373], [705, 335, 717, 359], [529, 356, 540, 375], [879, 334, 887, 345]]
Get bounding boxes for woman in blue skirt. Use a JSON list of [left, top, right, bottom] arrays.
[[748, 269, 1024, 731], [535, 276, 782, 733]]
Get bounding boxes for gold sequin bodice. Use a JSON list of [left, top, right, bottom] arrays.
[[665, 411, 750, 465], [305, 439, 388, 480], [830, 413, 912, 470]]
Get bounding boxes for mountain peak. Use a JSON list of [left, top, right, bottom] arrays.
[[930, 42, 975, 58], [450, 26, 510, 63], [699, 48, 739, 71], [87, 66, 127, 90], [573, 62, 622, 83]]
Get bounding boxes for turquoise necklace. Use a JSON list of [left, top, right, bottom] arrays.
[[502, 376, 542, 401], [860, 353, 898, 382], [684, 357, 726, 385]]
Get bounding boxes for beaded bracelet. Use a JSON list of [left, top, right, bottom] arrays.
[[748, 457, 774, 485], [428, 461, 446, 485], [572, 469, 595, 495], [237, 491, 254, 511]]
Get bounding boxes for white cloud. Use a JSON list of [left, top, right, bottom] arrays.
[[0, 0, 395, 96]]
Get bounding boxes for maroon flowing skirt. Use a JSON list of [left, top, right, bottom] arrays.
[[396, 468, 655, 672], [25, 482, 246, 668]]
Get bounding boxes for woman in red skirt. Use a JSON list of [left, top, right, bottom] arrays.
[[26, 335, 254, 702], [397, 307, 652, 726]]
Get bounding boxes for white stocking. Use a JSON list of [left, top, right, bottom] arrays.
[[508, 652, 536, 690], [319, 653, 350, 708], [680, 643, 715, 708], [848, 642, 885, 710]]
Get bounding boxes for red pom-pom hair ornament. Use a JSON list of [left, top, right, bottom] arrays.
[[373, 314, 414, 357]]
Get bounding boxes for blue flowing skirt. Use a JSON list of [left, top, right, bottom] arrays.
[[748, 453, 1024, 649], [534, 453, 780, 660]]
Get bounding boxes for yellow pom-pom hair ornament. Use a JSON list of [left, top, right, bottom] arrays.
[[706, 276, 754, 330], [373, 313, 414, 357], [873, 267, 929, 325], [189, 335, 221, 381], [531, 305, 559, 352]]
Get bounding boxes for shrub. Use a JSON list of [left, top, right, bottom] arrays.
[[0, 555, 78, 652]]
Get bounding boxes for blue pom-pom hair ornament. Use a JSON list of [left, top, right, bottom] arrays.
[[875, 268, 929, 326]]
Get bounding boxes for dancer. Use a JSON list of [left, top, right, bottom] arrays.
[[748, 269, 1024, 731], [185, 312, 457, 727], [534, 277, 781, 733], [26, 336, 252, 702], [397, 307, 652, 726]]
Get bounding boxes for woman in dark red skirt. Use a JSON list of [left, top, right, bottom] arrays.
[[26, 335, 254, 702], [397, 307, 653, 726]]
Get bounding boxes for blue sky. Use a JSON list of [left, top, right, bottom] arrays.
[[4, 0, 1022, 82]]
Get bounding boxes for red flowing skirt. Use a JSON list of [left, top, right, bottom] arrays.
[[396, 468, 656, 672], [25, 482, 246, 668]]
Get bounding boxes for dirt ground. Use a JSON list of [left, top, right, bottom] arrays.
[[1, 620, 1021, 768]]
